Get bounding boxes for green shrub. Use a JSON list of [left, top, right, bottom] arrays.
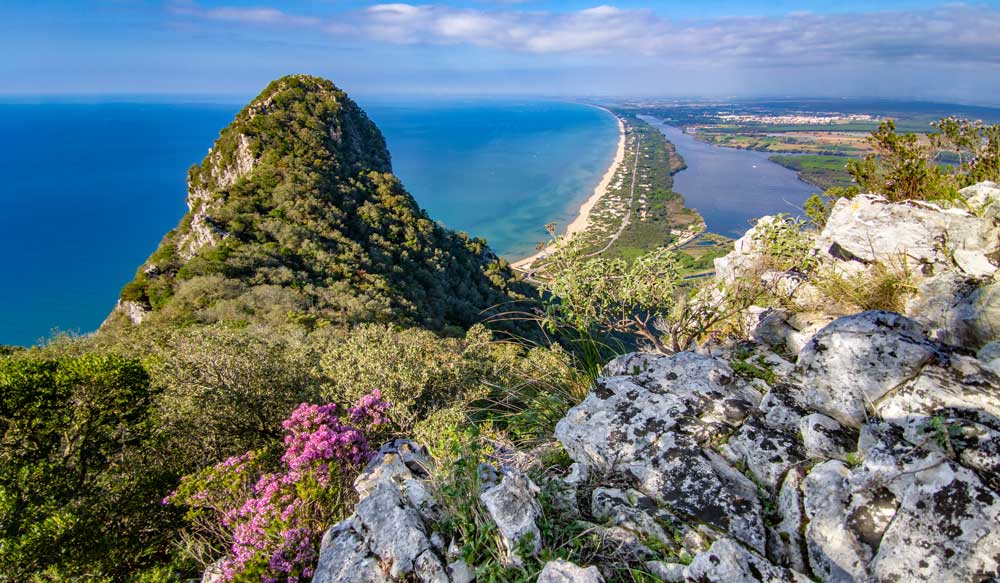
[[318, 324, 479, 430], [731, 346, 777, 385], [0, 352, 181, 581], [474, 344, 590, 445], [848, 120, 957, 203], [804, 187, 861, 229], [414, 406, 470, 455], [752, 214, 818, 273], [120, 276, 149, 303], [150, 325, 323, 467], [931, 117, 1000, 187], [542, 242, 681, 353], [846, 117, 1000, 204], [430, 429, 508, 572]]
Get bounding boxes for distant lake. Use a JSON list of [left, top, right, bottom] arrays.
[[640, 116, 818, 237], [0, 101, 617, 345]]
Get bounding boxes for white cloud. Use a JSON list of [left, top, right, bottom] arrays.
[[354, 3, 1000, 67], [206, 7, 319, 26], [175, 2, 1000, 67]]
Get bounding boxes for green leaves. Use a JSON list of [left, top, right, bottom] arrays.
[[848, 117, 1000, 203], [848, 120, 952, 202], [932, 116, 1000, 187], [751, 214, 819, 274], [0, 352, 180, 582], [543, 241, 681, 348]]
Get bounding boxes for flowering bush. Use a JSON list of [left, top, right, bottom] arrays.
[[167, 391, 392, 583]]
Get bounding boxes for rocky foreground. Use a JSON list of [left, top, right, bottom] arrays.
[[283, 183, 1000, 583]]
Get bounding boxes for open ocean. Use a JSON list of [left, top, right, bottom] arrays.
[[0, 100, 618, 345]]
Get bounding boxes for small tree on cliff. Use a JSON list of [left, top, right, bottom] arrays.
[[847, 120, 955, 202], [807, 117, 1000, 226], [540, 241, 769, 354], [542, 242, 681, 353], [931, 116, 1000, 186]]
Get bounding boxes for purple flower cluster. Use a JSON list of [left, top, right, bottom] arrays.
[[174, 392, 392, 583], [347, 389, 392, 428], [266, 528, 316, 583], [280, 403, 371, 482]]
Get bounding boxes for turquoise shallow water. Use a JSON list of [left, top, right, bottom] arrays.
[[368, 101, 619, 258], [0, 100, 618, 345]]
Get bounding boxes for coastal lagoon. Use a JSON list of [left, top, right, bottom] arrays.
[[640, 116, 818, 238], [0, 101, 617, 345]]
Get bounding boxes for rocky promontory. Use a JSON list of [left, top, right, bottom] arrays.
[[105, 75, 526, 333]]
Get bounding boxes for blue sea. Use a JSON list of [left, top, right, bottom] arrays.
[[0, 100, 618, 345]]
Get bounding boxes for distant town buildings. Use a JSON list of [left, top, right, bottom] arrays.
[[714, 112, 878, 125]]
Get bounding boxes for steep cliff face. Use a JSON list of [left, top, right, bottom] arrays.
[[108, 75, 523, 332], [305, 183, 1000, 583]]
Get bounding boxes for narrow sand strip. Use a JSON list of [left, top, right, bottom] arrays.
[[511, 108, 626, 270]]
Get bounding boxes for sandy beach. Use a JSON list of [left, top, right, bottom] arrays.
[[511, 108, 626, 270]]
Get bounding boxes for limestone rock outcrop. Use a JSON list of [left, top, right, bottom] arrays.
[[307, 183, 1000, 583], [816, 194, 997, 275], [717, 183, 1000, 353], [310, 309, 1000, 582], [552, 312, 1000, 583], [313, 440, 542, 583]]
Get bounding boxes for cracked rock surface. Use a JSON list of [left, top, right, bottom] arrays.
[[310, 312, 1000, 583], [308, 184, 1000, 583]]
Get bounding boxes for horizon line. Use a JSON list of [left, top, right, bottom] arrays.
[[3, 94, 1000, 110]]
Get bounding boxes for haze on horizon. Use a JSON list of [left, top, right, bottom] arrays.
[[5, 0, 1000, 106]]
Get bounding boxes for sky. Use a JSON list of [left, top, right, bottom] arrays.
[[5, 0, 1000, 103]]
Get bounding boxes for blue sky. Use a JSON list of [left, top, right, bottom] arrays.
[[5, 1, 1000, 103]]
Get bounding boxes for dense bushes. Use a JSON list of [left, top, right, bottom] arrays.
[[805, 117, 1000, 226], [0, 316, 598, 581], [0, 352, 180, 582], [149, 325, 324, 467], [541, 241, 681, 353], [847, 120, 956, 203], [848, 117, 1000, 203], [319, 324, 479, 430]]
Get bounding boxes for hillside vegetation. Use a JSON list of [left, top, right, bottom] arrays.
[[109, 75, 527, 334]]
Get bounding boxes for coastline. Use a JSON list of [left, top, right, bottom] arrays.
[[511, 107, 626, 270]]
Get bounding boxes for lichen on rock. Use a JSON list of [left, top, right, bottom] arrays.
[[306, 183, 1000, 583]]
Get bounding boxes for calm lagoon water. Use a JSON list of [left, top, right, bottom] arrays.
[[640, 116, 818, 238], [0, 101, 617, 345]]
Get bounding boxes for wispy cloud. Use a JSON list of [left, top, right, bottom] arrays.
[[169, 1, 320, 27], [172, 2, 1000, 67]]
